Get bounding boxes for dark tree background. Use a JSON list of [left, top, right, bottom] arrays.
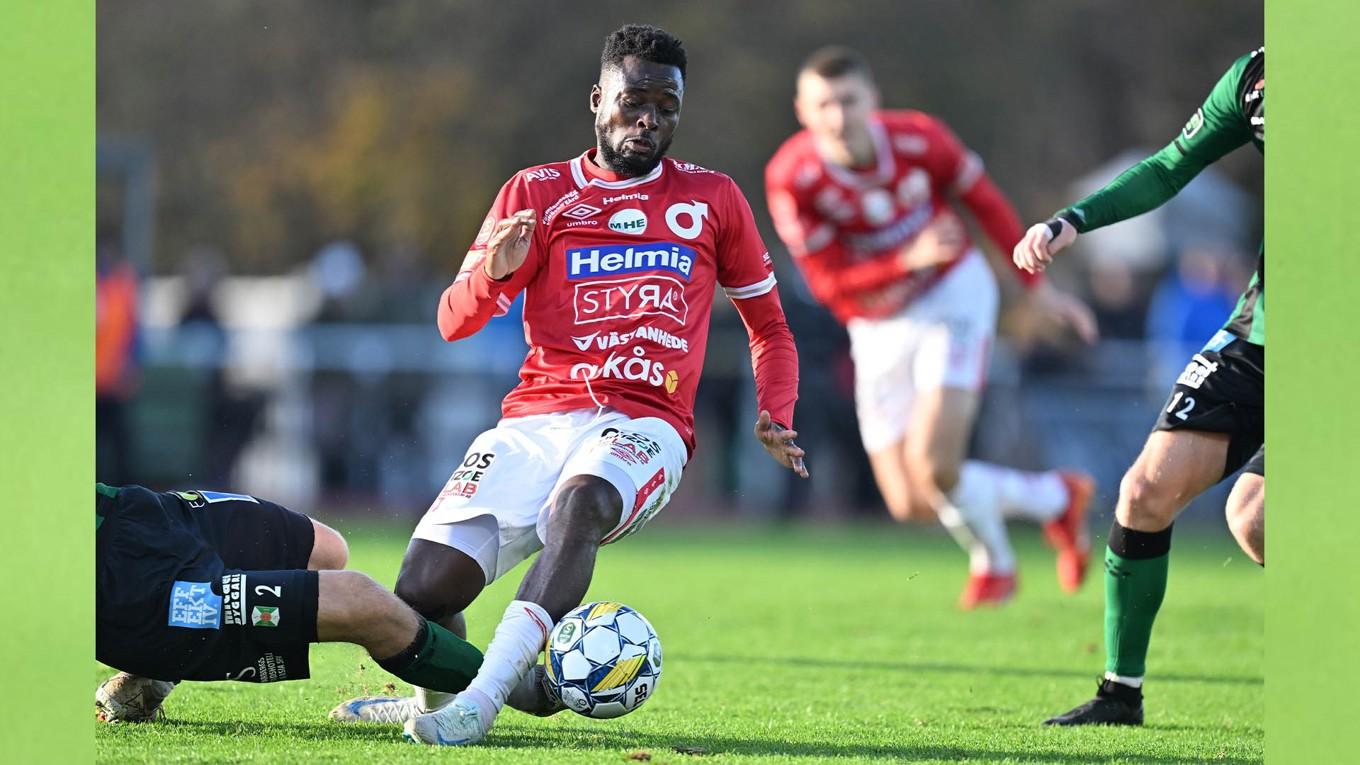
[[98, 1, 1262, 274]]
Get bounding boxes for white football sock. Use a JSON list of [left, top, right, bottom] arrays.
[[945, 467, 1015, 575], [463, 600, 553, 718], [1104, 671, 1144, 689], [963, 461, 1068, 523]]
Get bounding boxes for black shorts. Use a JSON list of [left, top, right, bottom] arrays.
[[1242, 446, 1265, 477], [96, 486, 319, 683], [1152, 333, 1264, 480]]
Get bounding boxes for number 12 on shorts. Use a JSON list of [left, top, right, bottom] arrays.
[[1167, 391, 1196, 421]]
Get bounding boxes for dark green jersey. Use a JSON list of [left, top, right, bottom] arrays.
[[1058, 48, 1265, 345]]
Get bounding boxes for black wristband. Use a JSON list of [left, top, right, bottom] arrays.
[[1044, 218, 1065, 240]]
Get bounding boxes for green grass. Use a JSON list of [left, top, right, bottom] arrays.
[[96, 523, 1263, 764]]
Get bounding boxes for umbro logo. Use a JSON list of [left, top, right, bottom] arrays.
[[563, 204, 603, 220]]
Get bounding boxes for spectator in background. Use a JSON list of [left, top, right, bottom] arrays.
[[178, 245, 265, 487], [1086, 259, 1154, 341], [96, 239, 141, 485], [307, 241, 379, 497], [1146, 244, 1250, 386]]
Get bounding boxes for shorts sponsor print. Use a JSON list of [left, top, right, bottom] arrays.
[[1153, 331, 1263, 478], [167, 581, 221, 630], [414, 410, 687, 583], [436, 451, 497, 501], [221, 573, 247, 626]]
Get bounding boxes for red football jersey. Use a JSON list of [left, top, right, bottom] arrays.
[[439, 150, 798, 452], [766, 110, 1033, 324]]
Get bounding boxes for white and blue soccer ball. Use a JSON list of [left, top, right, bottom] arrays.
[[543, 601, 662, 719]]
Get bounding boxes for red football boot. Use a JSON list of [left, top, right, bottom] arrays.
[[1044, 471, 1095, 593], [958, 571, 1017, 610]]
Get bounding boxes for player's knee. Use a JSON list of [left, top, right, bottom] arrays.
[[308, 519, 349, 570], [393, 544, 483, 621], [394, 572, 455, 622], [1225, 477, 1265, 565], [905, 451, 960, 495], [547, 475, 623, 541], [883, 490, 935, 524], [332, 570, 386, 621], [1115, 468, 1178, 530]]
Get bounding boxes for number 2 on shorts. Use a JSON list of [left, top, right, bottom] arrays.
[[1167, 391, 1196, 421]]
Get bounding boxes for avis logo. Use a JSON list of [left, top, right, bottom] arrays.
[[570, 347, 680, 395], [574, 276, 688, 326], [524, 167, 561, 182]]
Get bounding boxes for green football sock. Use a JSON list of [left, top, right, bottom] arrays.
[[1103, 522, 1173, 679], [376, 619, 483, 693]]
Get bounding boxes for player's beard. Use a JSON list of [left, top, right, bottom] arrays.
[[596, 128, 671, 178]]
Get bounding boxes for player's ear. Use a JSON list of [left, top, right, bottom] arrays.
[[590, 84, 603, 114]]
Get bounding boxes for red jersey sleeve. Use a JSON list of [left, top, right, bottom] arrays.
[[764, 162, 913, 306], [918, 115, 1038, 288], [716, 178, 799, 429], [437, 174, 545, 340]]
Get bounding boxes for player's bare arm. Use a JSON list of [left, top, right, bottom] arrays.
[[754, 409, 809, 479], [481, 209, 537, 280]]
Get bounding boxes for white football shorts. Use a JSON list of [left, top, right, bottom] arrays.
[[412, 408, 686, 585], [846, 248, 998, 453]]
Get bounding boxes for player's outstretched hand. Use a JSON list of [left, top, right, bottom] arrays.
[[482, 209, 538, 280], [754, 410, 809, 479], [1034, 282, 1100, 345], [1013, 218, 1077, 274]]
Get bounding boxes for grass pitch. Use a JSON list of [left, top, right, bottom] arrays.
[[96, 522, 1263, 764]]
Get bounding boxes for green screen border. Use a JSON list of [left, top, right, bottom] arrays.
[[0, 1, 94, 762], [1268, 0, 1360, 762]]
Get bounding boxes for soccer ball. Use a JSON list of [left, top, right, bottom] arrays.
[[543, 601, 661, 719]]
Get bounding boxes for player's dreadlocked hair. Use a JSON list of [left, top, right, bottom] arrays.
[[800, 46, 874, 83], [601, 24, 687, 79]]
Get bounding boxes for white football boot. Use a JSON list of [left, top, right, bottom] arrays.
[[331, 665, 560, 725], [95, 672, 176, 723], [328, 695, 428, 724], [403, 692, 493, 746]]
